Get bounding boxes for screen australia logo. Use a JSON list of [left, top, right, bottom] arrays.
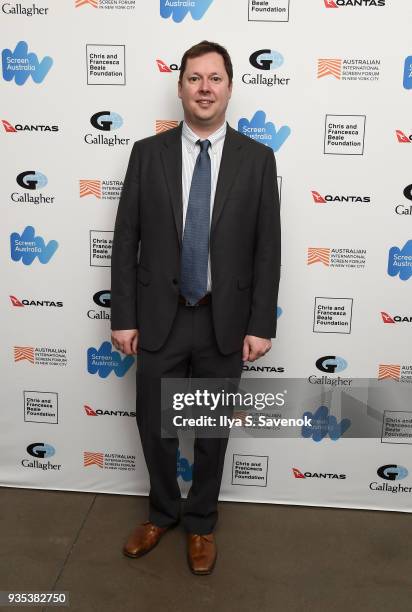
[[238, 110, 291, 152], [10, 226, 58, 264], [2, 41, 52, 85], [301, 406, 351, 442], [87, 341, 134, 378], [388, 241, 412, 281], [160, 0, 213, 22]]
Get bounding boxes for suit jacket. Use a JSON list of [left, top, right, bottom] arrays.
[[110, 122, 281, 355]]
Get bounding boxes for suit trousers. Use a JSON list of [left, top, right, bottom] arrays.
[[135, 301, 243, 534]]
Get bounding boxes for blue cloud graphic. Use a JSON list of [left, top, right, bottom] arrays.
[[2, 41, 53, 85], [177, 450, 193, 481], [160, 0, 213, 22], [87, 341, 134, 378], [388, 240, 412, 281], [10, 225, 58, 265], [301, 405, 351, 442], [403, 56, 412, 90], [238, 110, 291, 152]]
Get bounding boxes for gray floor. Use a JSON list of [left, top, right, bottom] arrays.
[[1, 487, 410, 612]]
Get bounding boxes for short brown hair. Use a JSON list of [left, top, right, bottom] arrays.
[[179, 40, 233, 84]]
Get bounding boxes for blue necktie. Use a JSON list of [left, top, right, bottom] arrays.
[[180, 139, 211, 305]]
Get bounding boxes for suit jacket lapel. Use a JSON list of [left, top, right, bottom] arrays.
[[160, 123, 183, 245], [211, 125, 244, 234]]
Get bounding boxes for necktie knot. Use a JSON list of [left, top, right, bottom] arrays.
[[197, 139, 211, 153]]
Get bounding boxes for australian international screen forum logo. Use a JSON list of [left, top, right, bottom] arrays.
[[307, 247, 366, 269], [2, 41, 52, 85], [317, 57, 380, 81], [84, 450, 136, 471], [379, 365, 412, 384], [14, 346, 67, 367], [75, 0, 135, 9], [80, 179, 123, 200]]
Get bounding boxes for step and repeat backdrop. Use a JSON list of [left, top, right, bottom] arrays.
[[1, 0, 412, 512]]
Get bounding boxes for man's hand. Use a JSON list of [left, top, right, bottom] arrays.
[[111, 329, 139, 355], [242, 335, 272, 362]]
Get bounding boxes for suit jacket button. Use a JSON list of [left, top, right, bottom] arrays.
[[172, 278, 178, 285]]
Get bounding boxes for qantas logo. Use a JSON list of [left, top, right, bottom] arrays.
[[311, 190, 370, 204], [324, 0, 385, 6], [292, 467, 346, 479], [396, 130, 412, 143], [156, 59, 179, 73], [381, 311, 412, 324], [84, 404, 97, 415], [2, 118, 58, 133]]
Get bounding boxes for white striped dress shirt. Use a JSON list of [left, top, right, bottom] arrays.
[[181, 120, 227, 292]]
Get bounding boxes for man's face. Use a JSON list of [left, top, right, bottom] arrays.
[[178, 52, 232, 129]]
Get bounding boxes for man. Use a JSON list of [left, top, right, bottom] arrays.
[[110, 40, 281, 575]]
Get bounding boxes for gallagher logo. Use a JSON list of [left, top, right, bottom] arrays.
[[316, 355, 347, 373], [249, 49, 284, 71], [93, 290, 111, 307], [243, 49, 290, 87], [10, 226, 58, 265], [16, 170, 47, 189], [10, 295, 63, 308], [2, 41, 53, 85], [395, 130, 412, 143], [394, 184, 412, 216], [88, 289, 111, 319], [156, 59, 180, 73], [160, 0, 213, 22], [2, 118, 59, 133], [90, 111, 123, 131], [26, 442, 55, 458], [311, 190, 370, 204], [324, 0, 385, 6], [238, 110, 291, 152], [377, 465, 408, 481], [85, 112, 129, 146], [87, 341, 134, 378], [381, 311, 412, 325], [292, 468, 346, 479], [387, 240, 412, 281], [301, 406, 351, 442]]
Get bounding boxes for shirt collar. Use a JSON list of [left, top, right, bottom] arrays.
[[182, 120, 227, 154]]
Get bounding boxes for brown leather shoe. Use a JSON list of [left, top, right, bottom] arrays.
[[187, 533, 217, 575], [123, 521, 171, 558]]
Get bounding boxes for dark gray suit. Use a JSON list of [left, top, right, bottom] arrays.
[[111, 122, 281, 533]]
